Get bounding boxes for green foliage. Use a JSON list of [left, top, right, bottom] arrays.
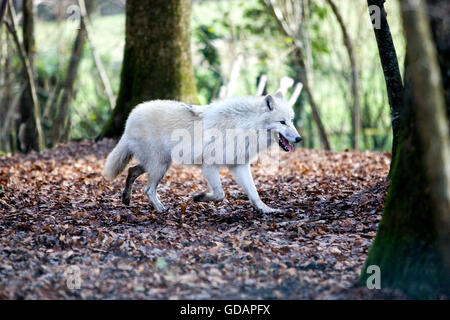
[[34, 15, 124, 140], [194, 25, 222, 103], [28, 0, 404, 151]]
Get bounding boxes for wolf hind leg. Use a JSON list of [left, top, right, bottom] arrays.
[[193, 165, 225, 202], [229, 164, 280, 214], [144, 161, 170, 212], [122, 164, 146, 205]]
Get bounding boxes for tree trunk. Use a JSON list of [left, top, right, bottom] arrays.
[[100, 0, 197, 139], [51, 1, 93, 145], [326, 0, 361, 150], [5, 0, 44, 152], [367, 0, 404, 159], [0, 24, 11, 153], [418, 0, 450, 284], [17, 0, 40, 152], [0, 0, 7, 27], [359, 0, 450, 298], [426, 0, 450, 120], [291, 48, 331, 150]]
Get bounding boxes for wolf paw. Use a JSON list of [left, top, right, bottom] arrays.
[[152, 204, 166, 213], [193, 192, 224, 202], [121, 192, 131, 206], [193, 192, 207, 202], [258, 205, 282, 214]]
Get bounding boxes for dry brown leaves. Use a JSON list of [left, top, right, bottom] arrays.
[[0, 139, 393, 299]]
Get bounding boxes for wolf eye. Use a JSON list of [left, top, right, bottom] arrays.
[[280, 121, 286, 125]]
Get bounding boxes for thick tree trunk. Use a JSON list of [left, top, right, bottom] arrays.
[[51, 2, 93, 144], [359, 0, 450, 298], [326, 0, 361, 150], [100, 0, 197, 139], [367, 0, 404, 159], [416, 0, 450, 284]]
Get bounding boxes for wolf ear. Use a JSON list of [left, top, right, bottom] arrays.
[[265, 95, 275, 111], [274, 91, 284, 99], [183, 103, 204, 117]]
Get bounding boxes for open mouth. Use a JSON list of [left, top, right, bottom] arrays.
[[278, 133, 295, 152]]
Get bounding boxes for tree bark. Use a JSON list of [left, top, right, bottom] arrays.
[[359, 0, 450, 298], [51, 1, 93, 144], [367, 0, 404, 158], [417, 0, 450, 283], [326, 0, 361, 150], [100, 0, 198, 139]]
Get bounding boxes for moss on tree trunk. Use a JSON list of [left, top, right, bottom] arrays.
[[100, 0, 197, 138], [359, 0, 450, 298], [359, 116, 447, 297]]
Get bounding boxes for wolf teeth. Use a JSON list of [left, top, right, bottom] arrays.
[[278, 133, 293, 152]]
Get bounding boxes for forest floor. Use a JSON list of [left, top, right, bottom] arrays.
[[0, 140, 406, 299]]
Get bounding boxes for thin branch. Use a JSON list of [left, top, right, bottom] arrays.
[[288, 82, 303, 107], [78, 0, 116, 110], [326, 0, 361, 150], [256, 74, 267, 96], [1, 85, 25, 139], [5, 0, 45, 151], [262, 0, 331, 150], [278, 76, 294, 96], [263, 0, 303, 51]]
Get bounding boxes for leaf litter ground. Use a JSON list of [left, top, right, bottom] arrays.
[[0, 140, 403, 299]]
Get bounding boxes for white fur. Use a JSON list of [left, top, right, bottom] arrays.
[[103, 94, 301, 214]]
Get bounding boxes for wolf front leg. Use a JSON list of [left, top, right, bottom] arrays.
[[229, 164, 280, 214], [193, 165, 225, 202]]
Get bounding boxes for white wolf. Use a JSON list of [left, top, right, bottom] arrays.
[[103, 92, 302, 214]]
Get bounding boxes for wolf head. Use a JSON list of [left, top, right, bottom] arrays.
[[261, 92, 302, 152]]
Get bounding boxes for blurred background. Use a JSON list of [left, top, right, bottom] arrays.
[[0, 0, 405, 154]]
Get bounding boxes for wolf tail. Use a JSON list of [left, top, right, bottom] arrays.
[[103, 137, 132, 181]]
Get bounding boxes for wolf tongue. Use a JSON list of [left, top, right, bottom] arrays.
[[280, 134, 294, 152], [287, 143, 294, 152]]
